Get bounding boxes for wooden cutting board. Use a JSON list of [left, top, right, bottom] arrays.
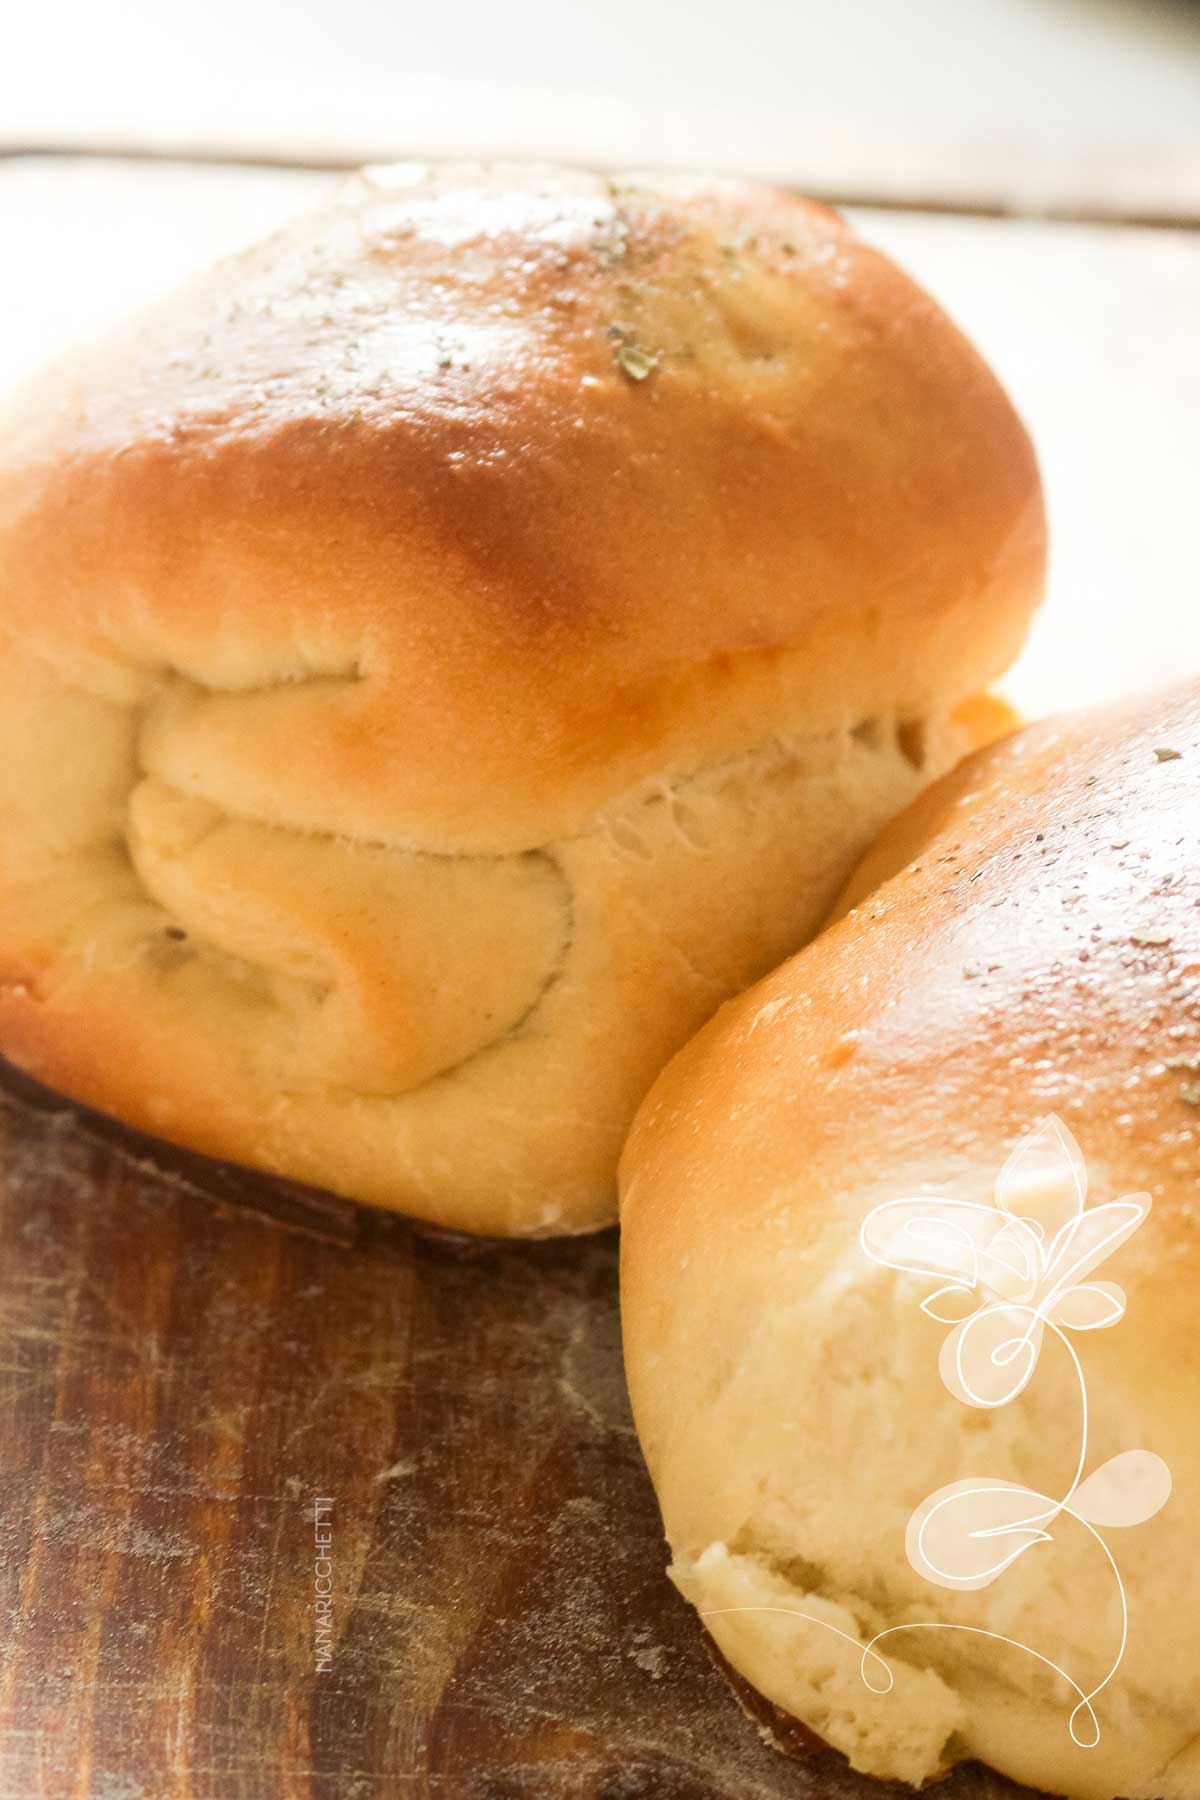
[[0, 1067, 1042, 1800]]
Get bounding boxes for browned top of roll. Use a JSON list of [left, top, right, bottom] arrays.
[[0, 161, 1043, 852]]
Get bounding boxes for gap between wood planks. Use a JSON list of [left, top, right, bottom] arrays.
[[1, 141, 1198, 233]]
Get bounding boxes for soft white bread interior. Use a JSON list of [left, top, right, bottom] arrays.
[[0, 161, 1043, 1234], [621, 679, 1200, 1794]]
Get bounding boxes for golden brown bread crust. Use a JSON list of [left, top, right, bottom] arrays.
[[619, 680, 1200, 1794], [0, 161, 1042, 848], [0, 162, 1044, 1232]]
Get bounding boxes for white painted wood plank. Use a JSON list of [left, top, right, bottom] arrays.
[[4, 0, 1200, 221]]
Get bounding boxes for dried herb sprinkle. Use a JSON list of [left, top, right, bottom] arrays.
[[616, 344, 656, 382]]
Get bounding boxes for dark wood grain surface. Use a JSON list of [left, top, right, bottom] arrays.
[[0, 1068, 1045, 1800]]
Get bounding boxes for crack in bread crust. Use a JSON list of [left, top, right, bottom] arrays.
[[0, 633, 974, 1226]]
